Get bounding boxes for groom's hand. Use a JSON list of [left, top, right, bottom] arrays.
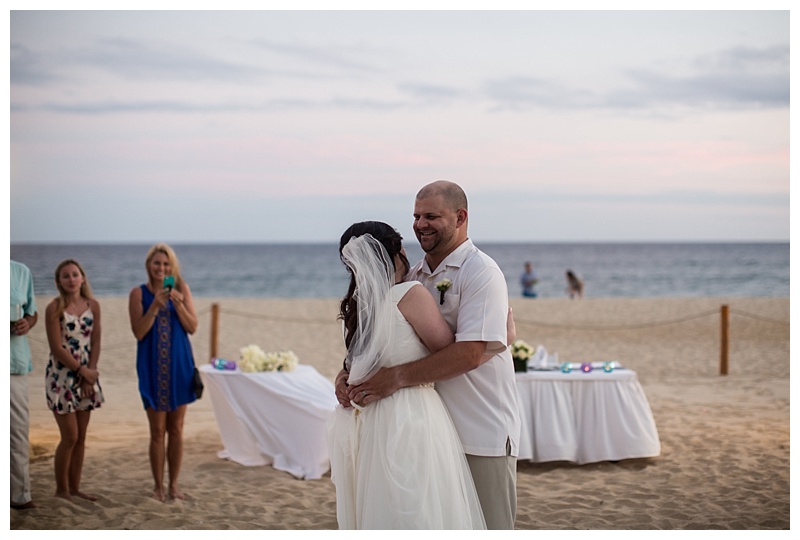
[[506, 307, 516, 345], [348, 365, 401, 406]]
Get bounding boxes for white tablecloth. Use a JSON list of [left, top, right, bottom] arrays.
[[200, 364, 337, 479], [515, 369, 661, 464]]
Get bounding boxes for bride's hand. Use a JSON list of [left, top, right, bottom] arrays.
[[335, 368, 351, 408]]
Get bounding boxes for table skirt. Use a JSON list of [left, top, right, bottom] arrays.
[[516, 370, 661, 464], [201, 364, 337, 479]]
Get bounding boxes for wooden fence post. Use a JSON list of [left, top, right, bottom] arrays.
[[210, 303, 219, 361], [720, 304, 729, 376]]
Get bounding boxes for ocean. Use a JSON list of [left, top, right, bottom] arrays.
[[10, 242, 789, 300]]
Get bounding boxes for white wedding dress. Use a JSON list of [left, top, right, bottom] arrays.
[[327, 282, 486, 530]]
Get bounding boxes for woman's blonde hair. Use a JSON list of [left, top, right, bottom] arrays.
[[52, 259, 94, 321], [145, 243, 184, 289]]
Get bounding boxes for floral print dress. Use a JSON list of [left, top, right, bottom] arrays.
[[45, 308, 104, 414]]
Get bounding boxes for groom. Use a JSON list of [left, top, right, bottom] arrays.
[[342, 180, 521, 529]]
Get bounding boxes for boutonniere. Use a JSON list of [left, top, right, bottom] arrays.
[[435, 278, 452, 305]]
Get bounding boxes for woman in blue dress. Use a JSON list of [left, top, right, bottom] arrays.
[[128, 243, 198, 502]]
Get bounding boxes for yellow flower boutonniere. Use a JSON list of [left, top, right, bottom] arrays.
[[435, 278, 453, 305]]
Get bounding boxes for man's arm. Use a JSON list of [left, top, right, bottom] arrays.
[[347, 340, 487, 406]]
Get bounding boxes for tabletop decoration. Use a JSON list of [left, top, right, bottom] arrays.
[[212, 357, 237, 370], [239, 344, 299, 373], [435, 278, 452, 305], [560, 361, 623, 373], [511, 339, 535, 372]]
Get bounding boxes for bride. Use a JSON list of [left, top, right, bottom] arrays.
[[327, 221, 485, 530]]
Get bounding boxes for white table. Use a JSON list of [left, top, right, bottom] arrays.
[[515, 369, 660, 464], [200, 364, 337, 479]]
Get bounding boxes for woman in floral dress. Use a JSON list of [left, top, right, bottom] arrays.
[[44, 259, 104, 501]]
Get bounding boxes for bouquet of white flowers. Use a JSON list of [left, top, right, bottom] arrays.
[[510, 339, 534, 372], [238, 344, 267, 372], [263, 350, 299, 372], [238, 345, 299, 372], [511, 339, 534, 360]]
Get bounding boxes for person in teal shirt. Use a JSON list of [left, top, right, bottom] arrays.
[[10, 260, 38, 510]]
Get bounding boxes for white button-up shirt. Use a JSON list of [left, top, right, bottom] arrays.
[[409, 239, 520, 457]]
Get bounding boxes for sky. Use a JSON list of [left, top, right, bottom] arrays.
[[6, 4, 792, 244]]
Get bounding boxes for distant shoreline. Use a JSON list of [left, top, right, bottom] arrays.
[[12, 242, 790, 300]]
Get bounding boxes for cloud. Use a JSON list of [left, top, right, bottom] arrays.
[[483, 76, 598, 110], [622, 70, 788, 109], [560, 190, 787, 207], [693, 44, 789, 73], [10, 36, 271, 87], [484, 44, 789, 112], [24, 95, 410, 115], [38, 100, 250, 114], [249, 38, 381, 74], [396, 82, 463, 102], [74, 37, 268, 82], [10, 43, 62, 85], [10, 32, 413, 114]]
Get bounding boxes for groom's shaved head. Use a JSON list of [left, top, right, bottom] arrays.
[[417, 180, 468, 212]]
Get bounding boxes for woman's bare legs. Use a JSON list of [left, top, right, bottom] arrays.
[[146, 406, 188, 501], [52, 411, 78, 500], [68, 410, 97, 501], [145, 408, 167, 502], [166, 405, 187, 500]]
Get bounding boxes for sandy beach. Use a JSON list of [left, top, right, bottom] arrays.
[[9, 295, 790, 530]]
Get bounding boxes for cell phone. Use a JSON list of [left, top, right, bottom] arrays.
[[163, 275, 175, 290]]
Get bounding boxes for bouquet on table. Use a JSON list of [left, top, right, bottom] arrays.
[[236, 345, 299, 373], [510, 339, 534, 372]]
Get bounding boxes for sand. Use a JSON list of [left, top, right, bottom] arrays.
[[9, 295, 790, 530]]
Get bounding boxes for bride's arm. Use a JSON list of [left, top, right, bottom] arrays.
[[397, 283, 454, 353]]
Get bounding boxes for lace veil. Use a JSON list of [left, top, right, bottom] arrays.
[[340, 233, 395, 385]]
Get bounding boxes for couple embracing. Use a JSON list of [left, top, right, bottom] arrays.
[[328, 181, 521, 530]]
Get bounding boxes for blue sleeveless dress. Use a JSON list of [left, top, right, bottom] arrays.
[[136, 284, 197, 411]]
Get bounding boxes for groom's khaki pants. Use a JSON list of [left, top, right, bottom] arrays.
[[466, 440, 517, 530]]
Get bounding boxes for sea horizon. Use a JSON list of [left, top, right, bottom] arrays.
[[11, 241, 789, 300]]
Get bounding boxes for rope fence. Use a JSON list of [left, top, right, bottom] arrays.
[[217, 307, 335, 326], [513, 305, 787, 376], [728, 307, 789, 326], [25, 303, 788, 376], [206, 303, 788, 376], [512, 309, 721, 331]]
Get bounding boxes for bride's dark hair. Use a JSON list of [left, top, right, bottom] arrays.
[[338, 221, 409, 351]]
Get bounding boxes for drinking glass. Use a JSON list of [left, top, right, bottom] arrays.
[[11, 304, 22, 333]]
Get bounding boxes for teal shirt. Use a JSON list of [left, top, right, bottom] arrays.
[[10, 260, 37, 375]]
